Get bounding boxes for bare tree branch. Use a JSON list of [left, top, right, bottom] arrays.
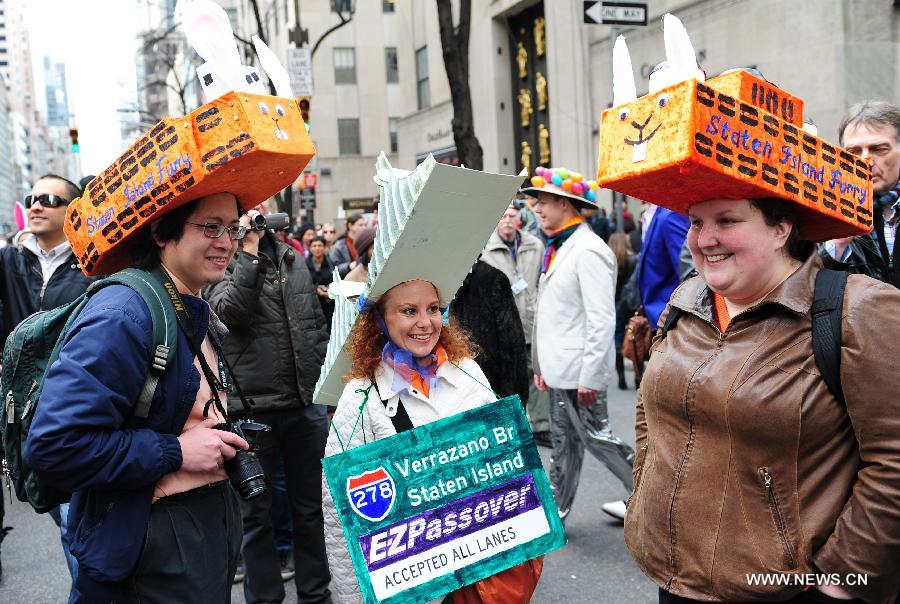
[[312, 8, 354, 58]]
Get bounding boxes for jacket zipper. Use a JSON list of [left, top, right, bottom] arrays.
[[760, 467, 797, 569]]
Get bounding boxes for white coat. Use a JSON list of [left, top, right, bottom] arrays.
[[321, 357, 497, 603], [532, 223, 617, 391]]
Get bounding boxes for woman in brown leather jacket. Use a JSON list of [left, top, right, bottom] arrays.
[[626, 196, 900, 604]]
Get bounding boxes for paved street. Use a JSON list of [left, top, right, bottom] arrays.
[[0, 370, 656, 603]]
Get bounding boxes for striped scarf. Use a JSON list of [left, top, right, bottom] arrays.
[[541, 217, 584, 273]]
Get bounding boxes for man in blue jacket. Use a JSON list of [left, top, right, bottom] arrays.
[[26, 193, 251, 602], [637, 203, 691, 330]]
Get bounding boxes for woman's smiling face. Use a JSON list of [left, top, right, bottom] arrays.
[[380, 280, 443, 359], [687, 199, 794, 306]]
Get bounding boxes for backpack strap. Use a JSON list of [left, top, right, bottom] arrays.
[[85, 268, 179, 418], [811, 268, 847, 406], [659, 306, 685, 340]]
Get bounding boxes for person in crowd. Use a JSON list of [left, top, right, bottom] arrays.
[[329, 213, 366, 277], [307, 235, 336, 323], [607, 232, 639, 389], [821, 100, 900, 288], [27, 193, 250, 602], [320, 223, 337, 251], [586, 207, 612, 241], [343, 226, 375, 283], [293, 223, 317, 259], [0, 174, 96, 593], [78, 174, 96, 192], [206, 204, 332, 604], [481, 202, 549, 445], [525, 168, 635, 523], [629, 194, 900, 603], [516, 191, 545, 242], [637, 202, 690, 331], [450, 258, 529, 408]]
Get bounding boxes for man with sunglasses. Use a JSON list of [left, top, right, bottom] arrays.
[[0, 174, 96, 344], [0, 174, 95, 592]]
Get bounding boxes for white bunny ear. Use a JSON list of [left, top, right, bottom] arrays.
[[181, 0, 246, 100], [242, 65, 268, 95], [612, 35, 637, 108], [662, 13, 705, 86], [253, 35, 294, 98]]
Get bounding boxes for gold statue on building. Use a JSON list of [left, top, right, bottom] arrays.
[[534, 17, 546, 57], [539, 124, 550, 164], [518, 88, 533, 128], [516, 42, 528, 79], [521, 140, 532, 171], [536, 72, 548, 111]]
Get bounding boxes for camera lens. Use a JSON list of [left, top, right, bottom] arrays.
[[224, 451, 267, 500]]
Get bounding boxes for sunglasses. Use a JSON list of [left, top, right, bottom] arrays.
[[25, 194, 71, 208]]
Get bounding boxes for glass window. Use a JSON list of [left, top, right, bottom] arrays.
[[385, 47, 398, 84], [334, 47, 356, 84], [332, 0, 353, 13], [389, 118, 398, 153], [382, 0, 395, 12], [338, 118, 361, 155], [415, 46, 429, 110]]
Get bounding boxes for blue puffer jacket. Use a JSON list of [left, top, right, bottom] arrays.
[[25, 284, 214, 603]]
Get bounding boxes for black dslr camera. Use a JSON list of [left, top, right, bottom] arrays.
[[250, 212, 290, 232], [215, 419, 270, 501]]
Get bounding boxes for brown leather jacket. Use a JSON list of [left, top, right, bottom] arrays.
[[625, 254, 900, 603]]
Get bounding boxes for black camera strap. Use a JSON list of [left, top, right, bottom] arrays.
[[150, 266, 253, 418]]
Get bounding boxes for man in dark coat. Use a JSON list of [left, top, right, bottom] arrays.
[[206, 211, 332, 604], [0, 174, 95, 589], [449, 259, 529, 408]]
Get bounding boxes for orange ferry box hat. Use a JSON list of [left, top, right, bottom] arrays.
[[596, 15, 872, 242], [65, 1, 315, 275]]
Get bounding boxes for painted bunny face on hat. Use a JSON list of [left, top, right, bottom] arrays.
[[605, 14, 705, 165]]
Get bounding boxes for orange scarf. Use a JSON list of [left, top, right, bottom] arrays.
[[713, 292, 730, 333]]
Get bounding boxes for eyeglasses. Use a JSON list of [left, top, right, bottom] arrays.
[[322, 229, 335, 234], [185, 221, 248, 240], [25, 194, 70, 208]]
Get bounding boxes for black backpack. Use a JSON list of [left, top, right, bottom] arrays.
[[659, 268, 848, 405], [0, 269, 178, 513]]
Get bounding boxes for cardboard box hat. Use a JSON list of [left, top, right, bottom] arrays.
[[65, 0, 315, 275], [313, 153, 524, 405], [596, 14, 872, 242]]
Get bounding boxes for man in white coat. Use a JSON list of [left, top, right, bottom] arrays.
[[526, 170, 634, 522]]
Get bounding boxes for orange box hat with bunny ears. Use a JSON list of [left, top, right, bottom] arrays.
[[596, 14, 872, 243], [65, 0, 314, 276]]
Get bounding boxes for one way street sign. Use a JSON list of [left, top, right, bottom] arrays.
[[584, 1, 648, 26]]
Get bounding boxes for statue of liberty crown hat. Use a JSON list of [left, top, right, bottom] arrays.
[[595, 14, 873, 242], [519, 166, 601, 211], [313, 153, 525, 405], [64, 0, 315, 276]]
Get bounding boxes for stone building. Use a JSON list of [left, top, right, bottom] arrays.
[[210, 0, 899, 224]]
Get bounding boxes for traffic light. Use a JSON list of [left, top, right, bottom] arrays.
[[298, 97, 310, 132], [69, 127, 80, 153]]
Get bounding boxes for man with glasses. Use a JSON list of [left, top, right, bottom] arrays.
[[0, 174, 95, 589], [27, 192, 253, 602]]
